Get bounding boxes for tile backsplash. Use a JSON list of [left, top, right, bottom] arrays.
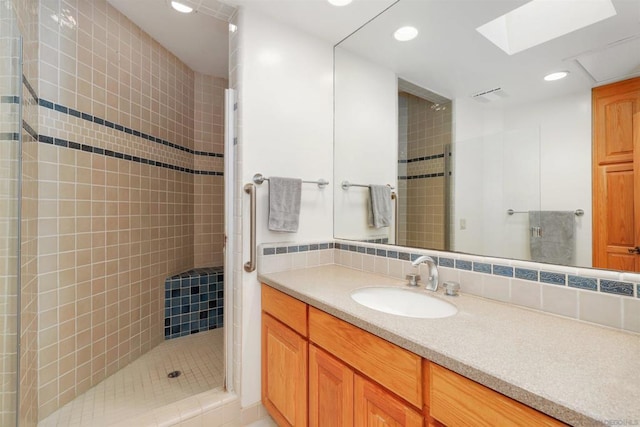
[[258, 239, 640, 334]]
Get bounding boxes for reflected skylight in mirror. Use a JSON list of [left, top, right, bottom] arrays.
[[476, 0, 617, 55]]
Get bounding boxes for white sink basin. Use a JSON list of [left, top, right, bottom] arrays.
[[350, 287, 457, 319]]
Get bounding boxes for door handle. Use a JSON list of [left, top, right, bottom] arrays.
[[628, 246, 640, 254]]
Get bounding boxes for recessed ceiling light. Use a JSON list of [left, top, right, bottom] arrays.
[[544, 71, 570, 81], [394, 26, 418, 42], [328, 0, 352, 6], [171, 1, 193, 13], [477, 0, 616, 55]]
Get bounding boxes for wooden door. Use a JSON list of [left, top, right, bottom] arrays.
[[262, 313, 308, 427], [309, 344, 354, 427], [593, 77, 640, 271], [354, 374, 423, 427]]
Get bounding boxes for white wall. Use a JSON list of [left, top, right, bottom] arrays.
[[237, 8, 335, 407], [453, 91, 592, 267], [504, 91, 592, 266], [334, 47, 398, 241]]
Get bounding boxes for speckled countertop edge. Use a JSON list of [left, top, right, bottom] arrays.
[[259, 265, 640, 427]]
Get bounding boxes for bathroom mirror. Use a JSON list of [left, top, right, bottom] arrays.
[[334, 0, 640, 269]]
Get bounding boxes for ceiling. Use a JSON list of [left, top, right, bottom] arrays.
[[337, 0, 640, 106], [107, 0, 398, 77]]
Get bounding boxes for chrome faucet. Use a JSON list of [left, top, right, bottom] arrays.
[[411, 255, 438, 291]]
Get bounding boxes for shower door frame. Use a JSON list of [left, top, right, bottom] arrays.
[[223, 88, 237, 393]]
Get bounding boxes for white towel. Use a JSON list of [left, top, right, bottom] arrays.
[[367, 185, 392, 228], [268, 177, 302, 232]]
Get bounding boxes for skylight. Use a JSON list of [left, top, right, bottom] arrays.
[[476, 0, 617, 55]]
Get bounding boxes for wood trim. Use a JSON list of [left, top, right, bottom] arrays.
[[308, 307, 422, 408], [262, 284, 308, 337], [429, 363, 566, 427]]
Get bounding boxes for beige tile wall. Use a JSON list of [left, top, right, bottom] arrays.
[[33, 0, 226, 420], [194, 73, 226, 267], [11, 0, 41, 425]]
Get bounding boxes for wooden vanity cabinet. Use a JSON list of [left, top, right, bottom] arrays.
[[354, 374, 423, 427], [309, 345, 353, 427], [427, 363, 566, 427], [261, 286, 308, 427], [262, 284, 566, 427]]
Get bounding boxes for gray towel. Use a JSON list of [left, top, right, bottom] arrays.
[[529, 211, 575, 264], [268, 177, 302, 232], [367, 185, 392, 228]]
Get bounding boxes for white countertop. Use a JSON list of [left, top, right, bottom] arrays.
[[259, 264, 640, 427]]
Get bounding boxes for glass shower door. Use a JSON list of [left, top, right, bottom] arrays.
[[0, 1, 22, 425]]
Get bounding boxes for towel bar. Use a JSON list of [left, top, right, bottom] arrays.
[[341, 181, 396, 190], [507, 209, 584, 217], [253, 173, 328, 188]]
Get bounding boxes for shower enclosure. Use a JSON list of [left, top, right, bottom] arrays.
[[0, 1, 21, 425]]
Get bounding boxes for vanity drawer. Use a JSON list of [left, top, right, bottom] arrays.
[[429, 363, 566, 426], [262, 285, 308, 337], [308, 307, 422, 408]]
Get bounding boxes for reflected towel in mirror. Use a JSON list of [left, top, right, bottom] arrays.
[[368, 185, 392, 228], [529, 211, 575, 265], [268, 177, 302, 232]]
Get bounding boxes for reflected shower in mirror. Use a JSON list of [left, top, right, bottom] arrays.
[[334, 0, 640, 270]]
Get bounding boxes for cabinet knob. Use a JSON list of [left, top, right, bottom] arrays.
[[628, 246, 640, 254]]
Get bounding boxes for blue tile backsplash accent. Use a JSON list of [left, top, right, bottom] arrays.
[[439, 257, 454, 268], [473, 262, 492, 274], [455, 260, 472, 270], [515, 268, 538, 281], [164, 267, 224, 339], [262, 240, 640, 301], [600, 280, 634, 297], [540, 271, 566, 286], [493, 265, 514, 277], [568, 275, 597, 291]]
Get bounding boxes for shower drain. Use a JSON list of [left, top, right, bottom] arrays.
[[167, 370, 182, 378]]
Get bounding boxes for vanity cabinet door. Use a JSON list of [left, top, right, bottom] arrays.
[[309, 344, 354, 427], [355, 374, 423, 427], [262, 313, 308, 427]]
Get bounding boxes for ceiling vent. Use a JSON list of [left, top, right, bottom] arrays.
[[471, 87, 508, 103]]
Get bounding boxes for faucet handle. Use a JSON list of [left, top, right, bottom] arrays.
[[443, 281, 460, 296], [406, 274, 421, 287]]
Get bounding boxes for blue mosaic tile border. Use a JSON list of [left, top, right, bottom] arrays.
[[22, 75, 38, 142], [164, 266, 224, 339], [263, 242, 333, 256], [0, 95, 20, 104], [0, 132, 20, 141], [398, 153, 445, 164], [262, 240, 640, 298], [38, 98, 224, 158], [23, 74, 38, 102], [37, 134, 223, 175], [398, 172, 445, 180]]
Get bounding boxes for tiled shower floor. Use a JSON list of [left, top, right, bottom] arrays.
[[39, 328, 225, 427]]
